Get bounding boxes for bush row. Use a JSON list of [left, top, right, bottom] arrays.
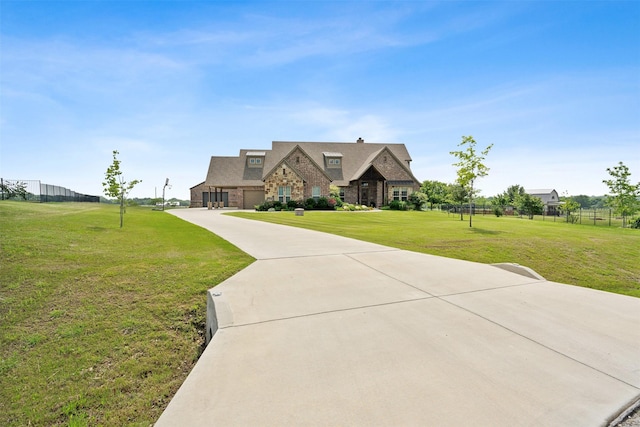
[[255, 196, 428, 212], [255, 197, 340, 211]]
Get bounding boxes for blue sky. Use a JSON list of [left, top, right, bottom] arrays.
[[1, 1, 639, 200]]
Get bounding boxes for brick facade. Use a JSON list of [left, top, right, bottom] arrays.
[[284, 147, 331, 199], [190, 182, 205, 208], [372, 149, 415, 181]]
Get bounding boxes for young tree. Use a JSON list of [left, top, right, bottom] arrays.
[[450, 135, 493, 227], [447, 183, 469, 221], [102, 150, 141, 228], [602, 162, 640, 228], [559, 197, 581, 224], [420, 180, 449, 210]]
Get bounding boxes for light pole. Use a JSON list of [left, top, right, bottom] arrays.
[[162, 178, 169, 211]]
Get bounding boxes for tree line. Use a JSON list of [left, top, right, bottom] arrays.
[[416, 136, 640, 227]]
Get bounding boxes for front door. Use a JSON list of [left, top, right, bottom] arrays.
[[361, 187, 369, 206]]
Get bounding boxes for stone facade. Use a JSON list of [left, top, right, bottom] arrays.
[[264, 162, 305, 202]]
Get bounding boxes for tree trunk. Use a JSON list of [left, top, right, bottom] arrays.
[[119, 193, 124, 228]]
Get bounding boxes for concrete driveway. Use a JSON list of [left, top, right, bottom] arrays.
[[157, 208, 640, 426]]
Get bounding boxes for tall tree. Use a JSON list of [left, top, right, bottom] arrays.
[[450, 135, 493, 227], [0, 180, 28, 200], [491, 193, 509, 216], [102, 150, 141, 228], [572, 195, 593, 208], [602, 162, 640, 227], [515, 193, 544, 219], [504, 184, 525, 204], [420, 180, 449, 210]]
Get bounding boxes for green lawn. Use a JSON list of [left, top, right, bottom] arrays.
[[229, 209, 640, 298], [0, 202, 253, 426], [1, 203, 637, 425]]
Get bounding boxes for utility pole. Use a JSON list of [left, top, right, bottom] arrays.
[[162, 178, 169, 211]]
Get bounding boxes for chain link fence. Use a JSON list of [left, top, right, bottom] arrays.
[[0, 178, 99, 203], [440, 203, 626, 227]]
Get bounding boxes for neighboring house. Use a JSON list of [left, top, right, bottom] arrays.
[[525, 189, 561, 215], [193, 138, 420, 209]]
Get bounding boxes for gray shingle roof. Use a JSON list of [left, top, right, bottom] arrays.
[[204, 140, 417, 187], [525, 189, 560, 205]]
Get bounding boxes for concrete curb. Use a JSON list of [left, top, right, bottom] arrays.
[[491, 262, 546, 280]]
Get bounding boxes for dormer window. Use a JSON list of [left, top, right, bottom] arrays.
[[246, 151, 265, 168], [323, 152, 343, 169]]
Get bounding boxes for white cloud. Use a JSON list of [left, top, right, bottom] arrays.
[[288, 106, 399, 142]]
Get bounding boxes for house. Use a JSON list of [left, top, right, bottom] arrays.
[[525, 189, 561, 215], [191, 138, 420, 209]]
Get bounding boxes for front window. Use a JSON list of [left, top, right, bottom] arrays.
[[278, 186, 291, 203], [393, 187, 408, 201], [312, 186, 321, 200]]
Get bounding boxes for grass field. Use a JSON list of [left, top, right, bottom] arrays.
[[0, 202, 253, 426], [229, 209, 640, 298], [1, 203, 638, 426]]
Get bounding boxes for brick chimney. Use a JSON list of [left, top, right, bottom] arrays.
[[356, 137, 364, 143]]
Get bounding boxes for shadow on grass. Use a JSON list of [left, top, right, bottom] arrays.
[[469, 228, 504, 235]]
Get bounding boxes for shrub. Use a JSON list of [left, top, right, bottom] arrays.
[[316, 197, 330, 210], [493, 206, 504, 217], [255, 200, 287, 211], [287, 200, 299, 210], [389, 200, 408, 211], [340, 203, 373, 211], [566, 214, 579, 224], [255, 201, 272, 211], [408, 192, 428, 211], [304, 198, 317, 210], [630, 217, 640, 229]]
